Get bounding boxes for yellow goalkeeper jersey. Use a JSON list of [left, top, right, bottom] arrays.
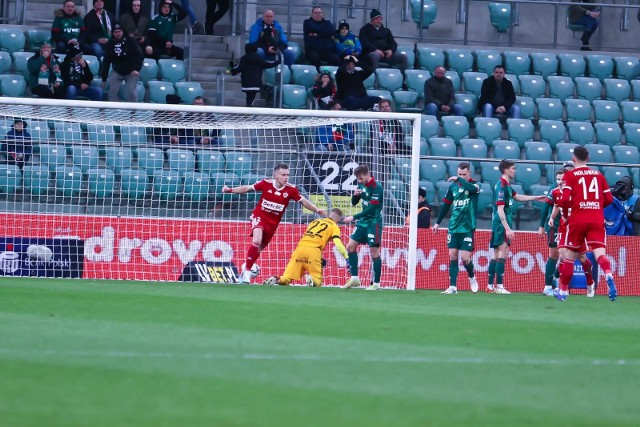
[[298, 217, 348, 258]]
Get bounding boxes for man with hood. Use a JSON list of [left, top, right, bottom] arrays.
[[358, 9, 407, 72], [61, 44, 103, 101], [50, 0, 86, 54], [335, 55, 380, 111], [119, 0, 152, 55], [27, 42, 65, 99], [101, 23, 143, 102], [82, 0, 115, 58], [147, 0, 188, 60], [230, 43, 280, 107], [248, 9, 294, 66]]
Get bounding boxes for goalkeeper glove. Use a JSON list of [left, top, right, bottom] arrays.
[[321, 258, 327, 268]]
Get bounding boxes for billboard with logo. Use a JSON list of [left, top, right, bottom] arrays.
[[0, 237, 84, 278]]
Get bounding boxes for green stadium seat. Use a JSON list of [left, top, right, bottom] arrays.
[[594, 122, 622, 147], [104, 147, 133, 173], [0, 76, 27, 97], [416, 45, 444, 73], [634, 169, 640, 189], [530, 183, 551, 209], [474, 117, 501, 147], [55, 165, 82, 197], [0, 164, 22, 194], [445, 160, 475, 178], [263, 64, 291, 86], [530, 52, 558, 80], [86, 123, 116, 145], [507, 118, 534, 148], [53, 121, 83, 144], [604, 78, 631, 104], [475, 49, 502, 74], [505, 74, 520, 94], [558, 53, 586, 79], [152, 169, 181, 201], [22, 165, 50, 196], [38, 144, 67, 172], [394, 156, 412, 181], [429, 137, 456, 157], [504, 51, 530, 75], [620, 101, 640, 124], [0, 29, 26, 54], [410, 0, 437, 29], [565, 98, 592, 122], [515, 96, 535, 119], [120, 169, 150, 199], [445, 71, 460, 92], [419, 159, 446, 184], [462, 72, 486, 98], [566, 121, 594, 145], [0, 51, 11, 73], [480, 161, 502, 187], [397, 43, 416, 68], [492, 139, 519, 159], [446, 49, 474, 76], [612, 145, 640, 164], [87, 168, 115, 198], [524, 141, 553, 163], [26, 29, 50, 52], [587, 54, 614, 82], [196, 150, 225, 175], [183, 171, 210, 202], [441, 116, 469, 145], [420, 114, 439, 140], [224, 151, 252, 176], [477, 182, 493, 215], [624, 123, 640, 148], [535, 97, 563, 121], [547, 76, 575, 102], [158, 59, 186, 83], [516, 163, 541, 192], [120, 126, 148, 147], [510, 184, 524, 212], [556, 142, 579, 162], [282, 84, 308, 109], [614, 56, 640, 81], [454, 93, 477, 118], [593, 100, 620, 123], [460, 138, 487, 166], [290, 64, 318, 89], [147, 80, 176, 104], [603, 166, 630, 187], [376, 68, 404, 92], [140, 58, 159, 85], [210, 172, 241, 202], [489, 2, 511, 33], [167, 148, 195, 175], [25, 120, 49, 140], [405, 70, 430, 100], [11, 51, 33, 79], [174, 81, 204, 105], [393, 90, 420, 113], [136, 147, 164, 173], [70, 145, 99, 173]]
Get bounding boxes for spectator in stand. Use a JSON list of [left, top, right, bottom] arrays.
[[61, 44, 103, 101], [179, 0, 204, 34], [101, 23, 143, 102], [230, 42, 280, 107], [82, 0, 115, 58], [335, 55, 380, 111], [185, 96, 220, 145], [1, 119, 32, 170], [372, 99, 409, 155], [303, 7, 340, 68], [605, 176, 639, 236], [569, 0, 600, 51], [405, 187, 431, 229], [424, 66, 464, 117], [311, 70, 337, 110], [334, 20, 361, 59], [478, 65, 520, 119], [147, 0, 188, 60], [153, 94, 192, 145], [119, 0, 152, 56], [51, 0, 86, 54], [27, 42, 65, 99], [358, 9, 407, 72], [248, 9, 295, 67], [315, 100, 353, 152], [205, 0, 230, 35]]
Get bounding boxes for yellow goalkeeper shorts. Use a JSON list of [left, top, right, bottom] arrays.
[[280, 245, 323, 286]]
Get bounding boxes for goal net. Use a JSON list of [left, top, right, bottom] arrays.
[[0, 98, 422, 290]]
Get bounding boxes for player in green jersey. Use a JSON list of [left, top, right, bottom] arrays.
[[341, 164, 384, 290], [488, 160, 547, 294], [432, 162, 480, 294]]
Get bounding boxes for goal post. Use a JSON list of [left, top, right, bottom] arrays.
[[0, 97, 422, 289]]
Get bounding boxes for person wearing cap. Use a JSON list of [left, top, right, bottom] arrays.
[[248, 9, 295, 67], [311, 70, 337, 110], [604, 176, 638, 236], [405, 187, 431, 229], [147, 0, 188, 60], [51, 0, 87, 54], [335, 55, 380, 111], [61, 44, 103, 101], [334, 20, 361, 59], [303, 7, 340, 68], [120, 0, 152, 55], [82, 0, 115, 58], [101, 23, 143, 102], [27, 43, 65, 99], [1, 119, 32, 170], [358, 9, 407, 72]]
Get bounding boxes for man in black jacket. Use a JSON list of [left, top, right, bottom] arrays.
[[424, 66, 464, 116], [478, 65, 520, 118], [358, 9, 407, 72], [335, 55, 380, 111], [61, 44, 103, 101], [101, 23, 143, 102], [82, 0, 115, 57], [303, 7, 340, 67]]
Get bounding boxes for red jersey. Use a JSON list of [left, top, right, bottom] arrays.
[[251, 179, 302, 229], [561, 166, 613, 225], [551, 187, 569, 226]]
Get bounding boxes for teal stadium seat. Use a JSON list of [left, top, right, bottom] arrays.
[[556, 143, 579, 162], [445, 71, 461, 92], [405, 70, 430, 100], [152, 169, 181, 201], [454, 93, 477, 118], [53, 121, 83, 144], [22, 165, 50, 196], [504, 51, 530, 75], [0, 118, 11, 138], [445, 160, 475, 178], [480, 161, 502, 188], [566, 121, 594, 145], [612, 145, 640, 164], [366, 89, 392, 100], [136, 147, 165, 173], [530, 184, 550, 209], [174, 81, 204, 104], [196, 150, 225, 175], [604, 78, 631, 104], [429, 137, 456, 157], [507, 118, 534, 148], [397, 43, 416, 69], [419, 181, 437, 205], [286, 41, 302, 63], [477, 182, 493, 215], [104, 146, 133, 173], [86, 123, 116, 145], [565, 98, 592, 122], [518, 75, 546, 100], [71, 145, 99, 173], [460, 138, 487, 166], [489, 2, 511, 34], [593, 100, 620, 123], [210, 172, 240, 202], [147, 80, 176, 103], [0, 164, 22, 194], [420, 115, 439, 140], [594, 122, 622, 147], [575, 77, 602, 102], [120, 169, 150, 199], [0, 51, 11, 73], [446, 49, 474, 76], [183, 171, 210, 202], [387, 179, 408, 206], [474, 117, 501, 147], [492, 139, 519, 159], [416, 45, 444, 73], [38, 144, 67, 172], [558, 54, 586, 79], [632, 80, 640, 101], [120, 126, 148, 147], [525, 141, 553, 163], [375, 68, 404, 92], [613, 56, 640, 81], [118, 80, 144, 102], [584, 143, 611, 169], [621, 101, 640, 124], [239, 172, 262, 202], [530, 52, 558, 80], [263, 64, 291, 86], [536, 98, 563, 121], [603, 167, 630, 187], [462, 72, 486, 98], [505, 74, 520, 95], [586, 55, 614, 82], [516, 163, 541, 192], [362, 72, 376, 90], [624, 123, 640, 148], [290, 64, 318, 89], [26, 120, 49, 140], [12, 51, 33, 79], [282, 84, 308, 109], [0, 29, 26, 54], [158, 59, 186, 83], [515, 96, 535, 119], [0, 76, 27, 97], [26, 29, 51, 52], [83, 54, 100, 76], [224, 151, 252, 176], [394, 156, 412, 181], [419, 159, 446, 184], [167, 148, 196, 175], [410, 0, 438, 29], [140, 58, 159, 85], [55, 165, 82, 197], [87, 168, 115, 198], [475, 49, 502, 74], [441, 116, 469, 145], [394, 90, 420, 113]]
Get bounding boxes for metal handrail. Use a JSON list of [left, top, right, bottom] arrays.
[[215, 70, 226, 106], [273, 50, 285, 109]]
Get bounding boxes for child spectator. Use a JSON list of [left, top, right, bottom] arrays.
[[334, 20, 361, 59], [1, 119, 32, 170], [147, 0, 188, 60], [315, 101, 353, 152], [229, 43, 280, 107], [311, 70, 337, 110]]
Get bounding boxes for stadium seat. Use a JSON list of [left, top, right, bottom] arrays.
[[566, 121, 594, 145], [584, 143, 611, 168], [70, 145, 99, 173], [515, 96, 535, 119], [0, 118, 11, 139], [140, 58, 159, 85], [419, 159, 447, 184], [183, 171, 210, 202], [196, 150, 225, 175], [55, 165, 82, 197], [38, 144, 67, 172], [474, 49, 502, 74], [460, 138, 487, 166], [0, 29, 25, 54], [376, 68, 404, 92], [492, 139, 519, 159], [0, 76, 27, 97], [104, 147, 133, 174], [26, 120, 49, 140], [429, 137, 456, 157], [0, 51, 11, 73], [530, 52, 558, 80], [506, 118, 534, 148], [285, 41, 302, 63], [167, 148, 196, 175], [83, 54, 100, 76], [136, 147, 164, 173], [417, 180, 437, 205], [603, 166, 630, 187], [26, 29, 50, 52], [505, 74, 520, 95], [441, 116, 469, 145], [416, 45, 444, 72], [210, 172, 241, 202], [87, 168, 115, 198], [632, 80, 640, 101], [574, 77, 602, 103], [462, 72, 487, 98], [480, 161, 502, 187], [435, 180, 451, 202], [282, 84, 308, 109], [22, 165, 50, 196], [489, 2, 511, 33], [11, 51, 32, 79], [147, 80, 176, 104], [394, 90, 420, 113], [604, 78, 631, 104], [120, 126, 148, 147], [594, 122, 622, 147], [524, 141, 553, 163], [445, 71, 461, 92], [405, 70, 430, 100], [366, 89, 392, 101], [565, 98, 592, 122], [290, 64, 318, 89], [547, 76, 575, 102], [612, 145, 640, 165], [158, 59, 186, 83], [530, 183, 551, 209], [535, 97, 563, 121], [556, 143, 579, 162], [454, 93, 477, 118], [620, 101, 640, 124], [613, 56, 640, 81], [558, 53, 586, 79], [117, 80, 144, 102], [516, 163, 541, 192], [445, 160, 475, 178], [474, 117, 502, 147], [120, 169, 150, 199], [387, 179, 408, 206], [86, 123, 116, 145], [362, 72, 376, 90], [174, 81, 204, 105], [397, 43, 416, 68], [504, 51, 530, 76], [394, 156, 412, 181], [587, 54, 614, 82], [53, 121, 83, 144], [420, 115, 439, 140], [624, 123, 640, 148], [477, 182, 493, 215], [446, 49, 474, 76], [0, 164, 21, 194], [263, 64, 291, 87], [152, 169, 181, 201], [593, 100, 620, 123], [224, 151, 252, 176], [518, 75, 546, 100]]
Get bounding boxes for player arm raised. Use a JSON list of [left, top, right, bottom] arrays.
[[222, 184, 255, 194], [298, 196, 326, 216]]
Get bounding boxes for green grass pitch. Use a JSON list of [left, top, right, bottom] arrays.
[[1, 278, 639, 427]]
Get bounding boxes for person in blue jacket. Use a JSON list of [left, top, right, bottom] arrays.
[[248, 9, 295, 66], [605, 176, 639, 236], [334, 20, 362, 59]]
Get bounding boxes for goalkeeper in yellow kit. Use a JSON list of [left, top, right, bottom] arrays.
[[263, 208, 349, 287]]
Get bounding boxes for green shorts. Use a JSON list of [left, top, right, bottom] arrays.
[[490, 224, 511, 248], [447, 231, 474, 251], [547, 225, 558, 249], [350, 223, 383, 247]]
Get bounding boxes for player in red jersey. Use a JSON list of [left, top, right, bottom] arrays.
[[556, 146, 617, 301], [222, 163, 326, 283]]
